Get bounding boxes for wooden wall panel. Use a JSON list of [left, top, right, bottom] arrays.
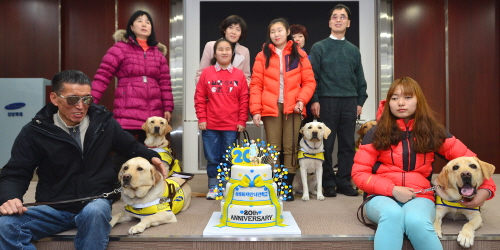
[[393, 0, 446, 123], [393, 0, 448, 171], [61, 0, 116, 111], [394, 0, 500, 171], [448, 0, 499, 167], [0, 0, 59, 79]]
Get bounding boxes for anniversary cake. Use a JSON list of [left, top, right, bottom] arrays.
[[214, 139, 291, 228]]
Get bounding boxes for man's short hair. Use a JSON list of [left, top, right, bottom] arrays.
[[52, 70, 91, 94], [329, 4, 351, 20]]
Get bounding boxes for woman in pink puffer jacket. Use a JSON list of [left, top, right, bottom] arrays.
[[92, 10, 173, 144]]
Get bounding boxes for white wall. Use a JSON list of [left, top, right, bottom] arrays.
[[182, 0, 377, 173]]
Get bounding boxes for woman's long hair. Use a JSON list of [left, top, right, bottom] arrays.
[[263, 18, 302, 69], [373, 77, 447, 153]]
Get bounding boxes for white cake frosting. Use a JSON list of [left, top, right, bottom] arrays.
[[217, 164, 286, 228]]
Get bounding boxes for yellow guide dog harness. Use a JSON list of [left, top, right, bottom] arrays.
[[125, 179, 185, 216], [297, 140, 325, 162], [435, 195, 480, 211], [298, 150, 325, 161], [150, 147, 182, 176]]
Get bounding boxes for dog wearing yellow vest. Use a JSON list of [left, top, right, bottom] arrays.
[[433, 156, 495, 248], [110, 157, 192, 235], [293, 121, 331, 201], [142, 116, 182, 176]]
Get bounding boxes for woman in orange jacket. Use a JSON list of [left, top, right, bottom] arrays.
[[250, 18, 316, 200]]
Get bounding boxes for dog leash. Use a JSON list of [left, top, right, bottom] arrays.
[[21, 188, 123, 207], [291, 108, 303, 170], [0, 188, 123, 216], [163, 172, 194, 208], [414, 185, 442, 194], [357, 185, 443, 230], [356, 195, 379, 231]]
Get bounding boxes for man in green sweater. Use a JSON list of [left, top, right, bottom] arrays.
[[309, 4, 368, 197]]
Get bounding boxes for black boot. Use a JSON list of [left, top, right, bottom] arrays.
[[283, 173, 295, 201]]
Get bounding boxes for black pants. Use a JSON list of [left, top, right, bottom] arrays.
[[318, 97, 357, 189]]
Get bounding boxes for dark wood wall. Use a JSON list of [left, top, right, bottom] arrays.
[[0, 0, 60, 79], [394, 0, 500, 172], [0, 0, 170, 112], [1, 0, 498, 171]]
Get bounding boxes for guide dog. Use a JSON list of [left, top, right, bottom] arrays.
[[433, 156, 495, 248], [355, 120, 377, 149], [293, 121, 331, 201], [142, 116, 172, 148], [142, 116, 182, 175], [110, 157, 192, 235]]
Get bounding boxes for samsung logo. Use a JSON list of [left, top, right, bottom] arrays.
[[5, 102, 26, 110]]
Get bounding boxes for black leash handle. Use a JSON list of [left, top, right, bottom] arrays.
[[356, 195, 378, 231]]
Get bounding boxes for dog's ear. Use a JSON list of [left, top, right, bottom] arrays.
[[142, 119, 150, 133], [474, 157, 496, 180], [323, 123, 331, 139], [357, 127, 363, 136], [164, 123, 173, 135], [151, 165, 163, 187], [436, 165, 450, 190], [118, 163, 126, 182]]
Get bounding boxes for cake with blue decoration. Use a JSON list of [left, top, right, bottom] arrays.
[[215, 139, 291, 228]]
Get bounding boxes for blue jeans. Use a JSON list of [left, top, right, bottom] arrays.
[[365, 196, 442, 250], [202, 129, 237, 188], [0, 198, 113, 250]]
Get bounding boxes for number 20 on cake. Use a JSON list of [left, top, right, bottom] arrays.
[[215, 139, 292, 228]]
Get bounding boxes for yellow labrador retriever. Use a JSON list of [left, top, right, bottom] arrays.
[[293, 121, 331, 201], [110, 157, 192, 235], [433, 156, 495, 248], [355, 120, 377, 149], [142, 116, 172, 148]]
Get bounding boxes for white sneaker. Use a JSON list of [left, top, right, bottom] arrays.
[[206, 188, 216, 200]]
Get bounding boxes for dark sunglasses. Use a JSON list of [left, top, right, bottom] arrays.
[[58, 94, 94, 105]]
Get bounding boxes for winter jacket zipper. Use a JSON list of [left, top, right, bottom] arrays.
[[403, 126, 411, 172]]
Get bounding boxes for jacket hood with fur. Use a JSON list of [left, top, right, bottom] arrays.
[[113, 29, 167, 56]]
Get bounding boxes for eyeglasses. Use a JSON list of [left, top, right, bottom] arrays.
[[331, 15, 347, 21], [58, 94, 94, 105]]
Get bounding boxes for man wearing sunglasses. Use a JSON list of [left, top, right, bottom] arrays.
[[0, 70, 167, 250]]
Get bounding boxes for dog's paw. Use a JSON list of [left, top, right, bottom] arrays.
[[435, 229, 443, 239], [301, 195, 310, 201], [457, 230, 474, 248], [317, 195, 325, 201], [128, 224, 146, 235]]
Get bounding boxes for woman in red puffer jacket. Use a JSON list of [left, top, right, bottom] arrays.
[[352, 77, 495, 250]]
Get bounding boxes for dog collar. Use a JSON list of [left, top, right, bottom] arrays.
[[303, 140, 323, 150], [435, 195, 479, 211], [298, 150, 325, 161]]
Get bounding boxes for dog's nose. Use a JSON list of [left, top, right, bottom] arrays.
[[461, 171, 472, 178], [154, 126, 161, 134], [122, 174, 132, 181], [312, 131, 318, 138]]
